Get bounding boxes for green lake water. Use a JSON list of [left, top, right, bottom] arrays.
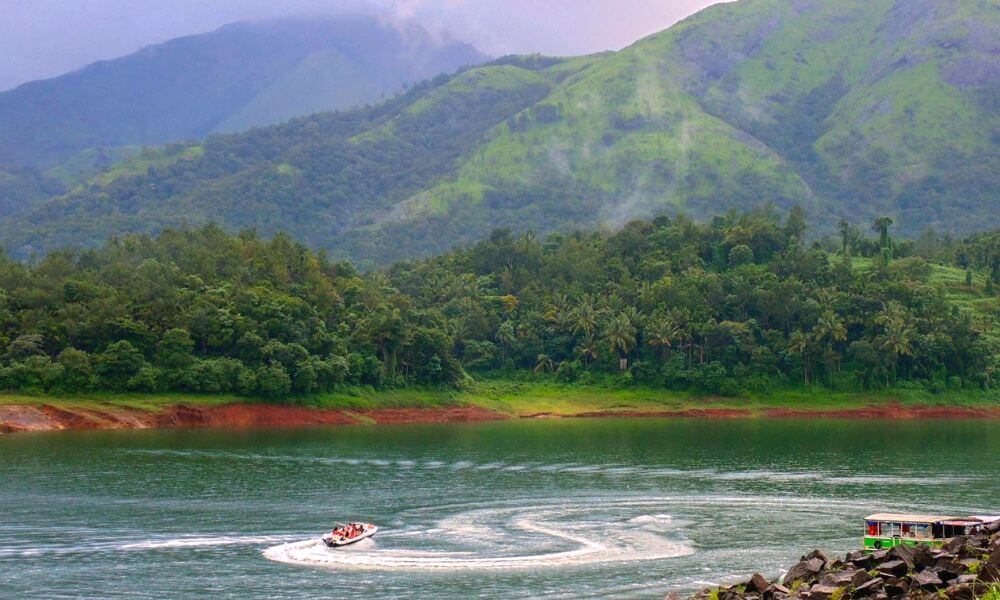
[[1, 418, 997, 599]]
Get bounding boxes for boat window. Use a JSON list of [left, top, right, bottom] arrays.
[[882, 522, 902, 537], [913, 523, 931, 539], [867, 522, 879, 536]]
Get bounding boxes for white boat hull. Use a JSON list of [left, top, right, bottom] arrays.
[[323, 525, 378, 548]]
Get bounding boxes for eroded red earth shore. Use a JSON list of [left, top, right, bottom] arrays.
[[1, 402, 997, 434], [0, 403, 507, 434]]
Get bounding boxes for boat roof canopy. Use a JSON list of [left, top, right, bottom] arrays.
[[866, 514, 957, 524]]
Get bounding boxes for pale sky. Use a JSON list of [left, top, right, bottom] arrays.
[[0, 0, 723, 91]]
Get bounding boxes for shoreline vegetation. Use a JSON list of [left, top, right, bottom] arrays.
[[2, 380, 998, 434], [0, 211, 997, 432]]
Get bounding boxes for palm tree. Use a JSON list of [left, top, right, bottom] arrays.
[[788, 329, 814, 386], [839, 219, 852, 255], [543, 294, 574, 333], [574, 334, 599, 368], [813, 310, 847, 378], [533, 354, 556, 374], [647, 316, 679, 361], [496, 321, 516, 366], [570, 295, 600, 340], [872, 216, 894, 249], [876, 301, 914, 382], [604, 313, 637, 370]]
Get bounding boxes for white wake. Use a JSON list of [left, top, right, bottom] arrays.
[[262, 499, 694, 571]]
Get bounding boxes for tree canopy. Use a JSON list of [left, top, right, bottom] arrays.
[[0, 210, 997, 398]]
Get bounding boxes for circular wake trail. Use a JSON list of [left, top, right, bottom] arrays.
[[263, 499, 694, 571]]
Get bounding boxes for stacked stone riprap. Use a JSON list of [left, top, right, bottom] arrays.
[[683, 520, 1000, 600]]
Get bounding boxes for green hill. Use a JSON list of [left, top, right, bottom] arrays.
[[0, 15, 487, 168], [2, 0, 997, 263]]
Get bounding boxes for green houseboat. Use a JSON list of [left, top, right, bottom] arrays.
[[864, 513, 999, 550]]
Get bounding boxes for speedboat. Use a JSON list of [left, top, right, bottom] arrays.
[[322, 523, 378, 548]]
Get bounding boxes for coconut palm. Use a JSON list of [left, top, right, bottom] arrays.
[[574, 334, 600, 368], [533, 354, 556, 374], [876, 301, 914, 381], [647, 316, 680, 361], [543, 294, 574, 333], [604, 313, 637, 370], [814, 311, 847, 346], [839, 219, 853, 255], [496, 321, 516, 366], [788, 329, 815, 386], [814, 310, 847, 378], [571, 295, 601, 340], [872, 216, 894, 249]]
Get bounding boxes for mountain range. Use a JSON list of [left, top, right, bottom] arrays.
[[0, 15, 488, 168], [1, 0, 997, 263]]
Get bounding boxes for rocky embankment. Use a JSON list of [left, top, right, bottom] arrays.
[[685, 522, 1000, 600]]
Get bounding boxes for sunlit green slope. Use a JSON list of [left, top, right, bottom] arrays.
[[3, 0, 996, 263]]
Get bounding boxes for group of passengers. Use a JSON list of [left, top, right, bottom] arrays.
[[332, 523, 364, 539]]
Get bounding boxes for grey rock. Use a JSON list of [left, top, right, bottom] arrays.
[[850, 577, 884, 598], [784, 558, 825, 585], [851, 570, 873, 588], [944, 582, 990, 600], [887, 545, 916, 568], [877, 560, 908, 577], [821, 570, 860, 587], [910, 569, 943, 589], [981, 546, 1000, 582], [808, 585, 842, 600], [911, 546, 937, 570], [944, 536, 968, 555], [933, 559, 963, 581], [747, 573, 770, 594], [883, 578, 908, 597]]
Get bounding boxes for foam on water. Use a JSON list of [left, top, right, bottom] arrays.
[[263, 498, 696, 572], [122, 450, 985, 487], [119, 535, 292, 550], [260, 494, 897, 573]]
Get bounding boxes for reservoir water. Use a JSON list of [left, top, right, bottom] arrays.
[[1, 418, 997, 599]]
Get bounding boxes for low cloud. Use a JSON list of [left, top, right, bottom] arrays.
[[0, 0, 722, 91]]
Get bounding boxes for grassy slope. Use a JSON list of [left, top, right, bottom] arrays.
[[395, 34, 812, 239], [853, 257, 1000, 349], [2, 381, 996, 418], [10, 0, 997, 262]]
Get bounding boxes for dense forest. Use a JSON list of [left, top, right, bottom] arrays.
[[0, 209, 996, 398]]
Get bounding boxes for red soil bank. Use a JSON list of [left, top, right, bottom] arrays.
[[568, 408, 754, 419], [0, 403, 509, 434], [1, 401, 997, 434], [764, 403, 1000, 419], [358, 406, 510, 424]]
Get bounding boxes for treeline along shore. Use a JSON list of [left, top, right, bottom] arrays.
[[0, 208, 997, 431], [679, 520, 1000, 600]]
